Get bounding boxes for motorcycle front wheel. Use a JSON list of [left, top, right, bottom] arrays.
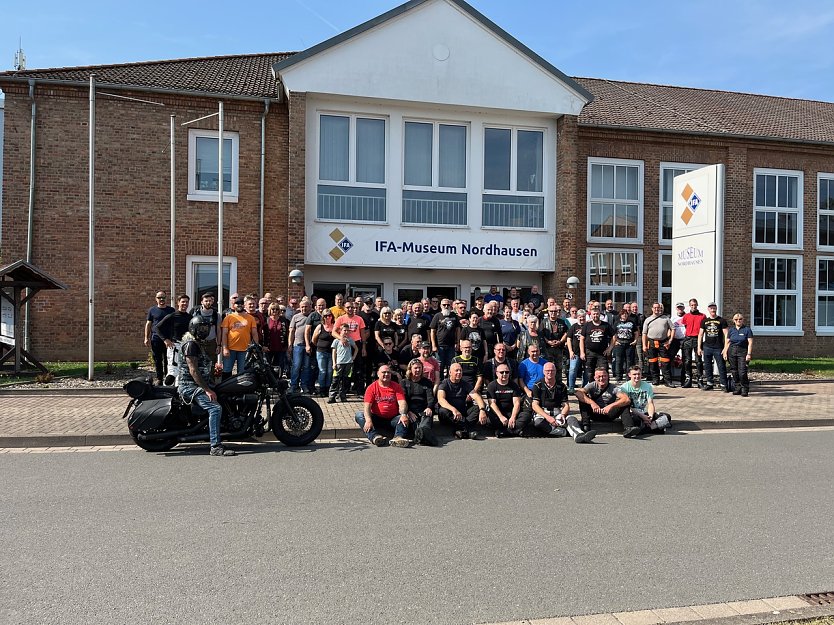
[[130, 430, 178, 452], [272, 395, 324, 446]]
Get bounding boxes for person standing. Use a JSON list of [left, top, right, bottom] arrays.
[[220, 297, 259, 380], [579, 307, 615, 377], [266, 303, 289, 374], [566, 309, 588, 392], [329, 324, 357, 404], [670, 303, 687, 381], [540, 303, 569, 383], [642, 303, 675, 387], [312, 310, 337, 398], [144, 291, 174, 385], [697, 303, 730, 392], [333, 300, 368, 396], [288, 299, 313, 394], [723, 313, 754, 397], [611, 308, 636, 382], [680, 299, 706, 388], [430, 299, 460, 379]]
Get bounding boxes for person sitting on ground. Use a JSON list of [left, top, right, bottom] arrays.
[[574, 366, 631, 428], [618, 365, 671, 438], [526, 361, 596, 443], [400, 359, 438, 446], [354, 364, 410, 447], [417, 341, 440, 387], [436, 362, 488, 440], [486, 361, 525, 438]]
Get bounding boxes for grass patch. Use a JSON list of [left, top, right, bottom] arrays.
[[750, 357, 834, 376], [0, 361, 144, 386]]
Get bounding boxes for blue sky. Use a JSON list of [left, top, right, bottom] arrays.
[[4, 0, 834, 102]]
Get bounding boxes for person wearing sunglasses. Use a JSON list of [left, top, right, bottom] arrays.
[[723, 313, 753, 397], [144, 291, 175, 385]]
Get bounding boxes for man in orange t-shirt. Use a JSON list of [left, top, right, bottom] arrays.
[[220, 297, 258, 379], [333, 300, 369, 396]]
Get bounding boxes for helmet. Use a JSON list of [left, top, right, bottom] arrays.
[[188, 314, 211, 341]]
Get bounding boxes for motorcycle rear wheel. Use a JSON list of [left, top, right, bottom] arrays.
[[130, 430, 178, 452], [272, 395, 324, 446]]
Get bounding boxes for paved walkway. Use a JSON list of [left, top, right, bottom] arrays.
[[0, 379, 831, 447]]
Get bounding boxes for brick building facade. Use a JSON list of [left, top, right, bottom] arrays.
[[2, 0, 833, 360]]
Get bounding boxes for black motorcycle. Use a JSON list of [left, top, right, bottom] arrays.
[[123, 343, 324, 452]]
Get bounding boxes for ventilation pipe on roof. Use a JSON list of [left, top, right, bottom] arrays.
[[24, 78, 36, 352], [259, 98, 270, 294]]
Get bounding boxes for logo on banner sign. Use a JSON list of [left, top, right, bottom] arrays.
[[328, 228, 353, 261], [680, 183, 701, 225]]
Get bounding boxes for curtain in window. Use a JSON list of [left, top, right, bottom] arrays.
[[516, 130, 542, 192], [356, 118, 385, 184], [484, 128, 511, 191], [404, 122, 433, 186], [439, 124, 466, 188], [320, 115, 349, 182]]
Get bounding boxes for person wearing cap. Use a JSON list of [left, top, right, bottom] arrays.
[[723, 312, 754, 397], [642, 302, 676, 387], [220, 296, 259, 380], [680, 299, 706, 388], [697, 303, 730, 391], [417, 340, 440, 387]]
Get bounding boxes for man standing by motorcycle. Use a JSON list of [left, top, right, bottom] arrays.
[[180, 316, 236, 456]]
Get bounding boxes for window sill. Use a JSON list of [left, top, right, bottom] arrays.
[[188, 193, 239, 203], [481, 225, 547, 232], [314, 217, 389, 226], [749, 328, 804, 336], [400, 222, 468, 229], [751, 244, 802, 252]]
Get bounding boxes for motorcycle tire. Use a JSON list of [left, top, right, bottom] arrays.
[[272, 395, 324, 446], [130, 429, 178, 452]]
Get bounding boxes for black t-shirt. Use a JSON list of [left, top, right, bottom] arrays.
[[357, 311, 375, 349], [147, 305, 175, 339], [629, 313, 644, 335], [581, 321, 614, 354], [399, 345, 419, 365], [482, 357, 519, 385], [463, 327, 485, 361], [526, 293, 544, 310], [478, 316, 504, 351], [401, 377, 434, 413], [701, 316, 728, 349], [531, 379, 569, 413], [375, 320, 400, 346], [487, 380, 522, 416], [615, 319, 635, 344], [451, 355, 481, 387], [437, 378, 473, 413], [393, 323, 408, 348], [407, 315, 431, 341], [155, 310, 191, 342], [430, 312, 460, 347], [374, 349, 401, 373], [567, 323, 583, 355], [581, 381, 621, 407]]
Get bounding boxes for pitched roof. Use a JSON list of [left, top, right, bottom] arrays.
[[0, 53, 294, 99], [575, 77, 834, 146]]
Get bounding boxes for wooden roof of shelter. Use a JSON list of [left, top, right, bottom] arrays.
[[0, 260, 68, 290]]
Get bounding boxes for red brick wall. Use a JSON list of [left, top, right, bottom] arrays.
[[1, 82, 289, 361]]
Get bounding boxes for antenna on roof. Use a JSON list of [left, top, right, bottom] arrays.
[[14, 38, 26, 71]]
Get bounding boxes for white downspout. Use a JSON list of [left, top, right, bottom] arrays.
[[259, 98, 270, 294], [24, 78, 36, 352]]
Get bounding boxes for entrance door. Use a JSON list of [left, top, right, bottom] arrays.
[[395, 285, 425, 306]]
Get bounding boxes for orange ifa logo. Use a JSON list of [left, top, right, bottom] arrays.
[[680, 183, 702, 225]]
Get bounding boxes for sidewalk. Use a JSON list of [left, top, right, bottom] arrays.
[[1, 379, 832, 447]]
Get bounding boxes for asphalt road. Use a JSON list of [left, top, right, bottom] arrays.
[[2, 430, 834, 625]]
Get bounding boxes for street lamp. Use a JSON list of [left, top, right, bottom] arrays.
[[566, 276, 579, 301]]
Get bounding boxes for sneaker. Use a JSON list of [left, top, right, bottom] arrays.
[[741, 387, 749, 397], [567, 388, 575, 395], [390, 436, 412, 448], [574, 429, 597, 444], [326, 397, 336, 404], [702, 384, 714, 391], [623, 426, 642, 438], [495, 429, 511, 438], [733, 387, 742, 396], [454, 430, 467, 440], [549, 426, 567, 437], [210, 445, 236, 456], [468, 430, 482, 440], [372, 435, 389, 447]]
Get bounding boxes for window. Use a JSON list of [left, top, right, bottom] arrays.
[[753, 169, 802, 249], [403, 121, 467, 225], [816, 257, 834, 333], [186, 256, 237, 307], [317, 113, 386, 222], [818, 174, 834, 250], [752, 254, 802, 333], [587, 249, 641, 307], [659, 252, 672, 313], [187, 129, 239, 202], [588, 158, 643, 243], [482, 127, 545, 229], [660, 163, 703, 244]]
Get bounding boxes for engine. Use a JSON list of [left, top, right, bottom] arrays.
[[224, 393, 260, 431]]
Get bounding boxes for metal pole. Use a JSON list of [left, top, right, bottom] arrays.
[[218, 101, 224, 310], [88, 74, 96, 381], [170, 115, 176, 304], [24, 79, 36, 354]]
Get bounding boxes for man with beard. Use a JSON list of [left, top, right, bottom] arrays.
[[486, 362, 525, 437], [680, 298, 706, 388], [477, 301, 504, 362], [436, 362, 487, 440], [579, 307, 615, 376], [540, 302, 569, 383], [527, 362, 596, 442], [430, 298, 460, 378], [407, 301, 432, 342]]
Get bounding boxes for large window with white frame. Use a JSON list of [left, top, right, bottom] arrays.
[[659, 163, 703, 244], [185, 255, 237, 308], [587, 249, 641, 308], [659, 252, 672, 313], [816, 257, 834, 334], [402, 120, 468, 226], [587, 158, 643, 243], [753, 168, 803, 248], [482, 126, 545, 229], [751, 254, 802, 333], [187, 129, 239, 202], [317, 113, 386, 222], [818, 174, 834, 250]]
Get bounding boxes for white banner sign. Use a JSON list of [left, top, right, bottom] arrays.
[[671, 165, 725, 311], [306, 223, 555, 271], [1, 291, 14, 340]]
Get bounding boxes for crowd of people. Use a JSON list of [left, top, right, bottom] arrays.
[[144, 286, 755, 450]]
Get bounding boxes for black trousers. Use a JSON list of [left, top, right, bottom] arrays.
[[681, 336, 702, 382], [585, 351, 609, 376], [150, 336, 167, 383], [645, 339, 672, 383], [578, 401, 629, 423], [438, 404, 480, 434], [487, 407, 532, 436], [728, 344, 750, 390]]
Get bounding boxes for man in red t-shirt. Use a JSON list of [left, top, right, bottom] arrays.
[[354, 364, 410, 447], [680, 298, 706, 387]]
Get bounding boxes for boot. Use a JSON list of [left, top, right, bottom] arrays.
[[682, 375, 692, 389]]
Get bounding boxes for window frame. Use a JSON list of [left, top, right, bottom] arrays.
[[185, 255, 238, 306], [187, 129, 240, 203], [752, 168, 803, 251], [659, 162, 705, 246], [750, 253, 803, 335], [816, 256, 834, 335], [587, 157, 644, 244], [585, 247, 643, 307], [402, 119, 468, 191], [817, 173, 834, 252], [658, 251, 672, 313]]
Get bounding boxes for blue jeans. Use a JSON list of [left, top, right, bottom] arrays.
[[568, 355, 588, 389], [702, 345, 728, 387], [354, 411, 407, 441], [316, 351, 333, 391], [436, 345, 455, 378], [222, 349, 246, 375], [180, 385, 223, 447], [291, 344, 312, 391]]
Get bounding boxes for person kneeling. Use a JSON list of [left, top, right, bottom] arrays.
[[354, 364, 411, 447], [618, 365, 672, 438], [528, 362, 596, 443]]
